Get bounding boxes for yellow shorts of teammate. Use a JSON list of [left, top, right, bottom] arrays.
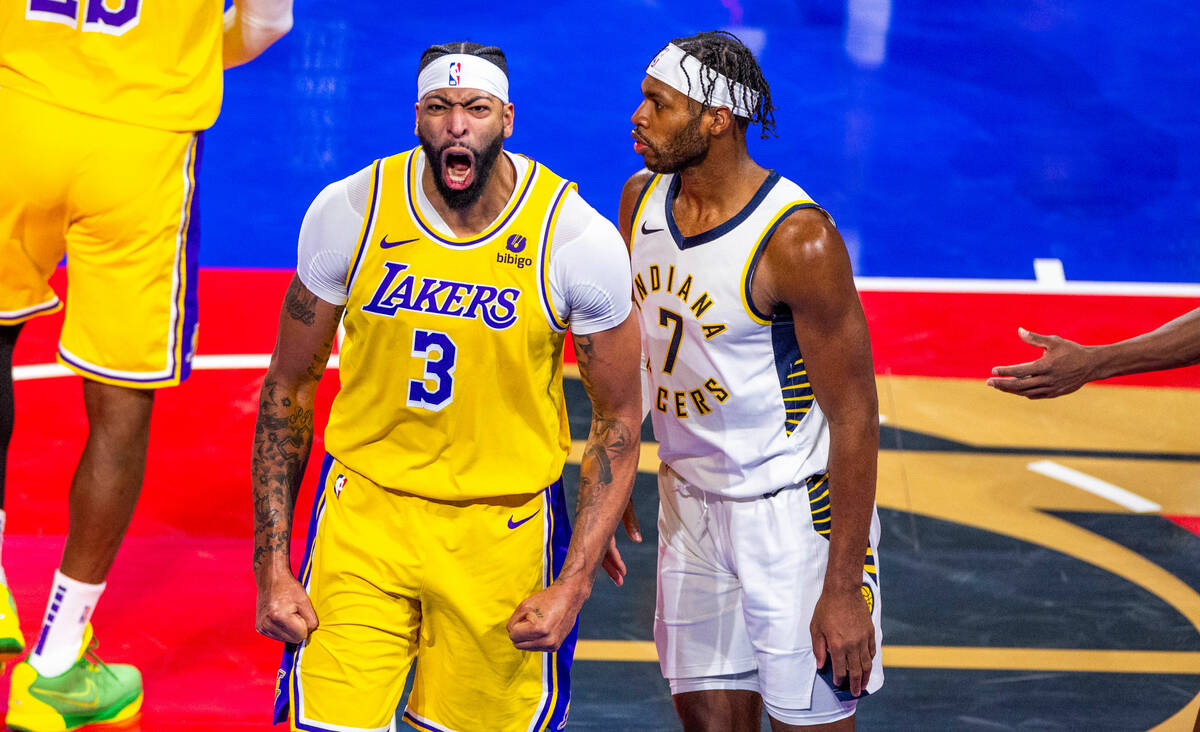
[[0, 87, 201, 388], [274, 455, 576, 732]]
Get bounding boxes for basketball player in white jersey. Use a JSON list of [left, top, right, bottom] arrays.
[[619, 32, 884, 730]]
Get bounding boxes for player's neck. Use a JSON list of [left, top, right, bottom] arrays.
[[423, 152, 517, 237], [673, 147, 767, 236]]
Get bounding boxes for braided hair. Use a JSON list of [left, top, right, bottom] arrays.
[[671, 31, 776, 138], [418, 41, 508, 75]]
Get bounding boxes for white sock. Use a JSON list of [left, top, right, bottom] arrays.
[[29, 569, 105, 677]]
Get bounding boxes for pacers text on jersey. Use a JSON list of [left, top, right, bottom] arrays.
[[635, 262, 731, 418]]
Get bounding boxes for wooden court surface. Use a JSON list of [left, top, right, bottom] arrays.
[[5, 270, 1199, 729]]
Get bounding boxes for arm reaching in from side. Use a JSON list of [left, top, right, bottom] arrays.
[[253, 275, 343, 643], [507, 313, 643, 651], [988, 308, 1200, 399], [223, 0, 293, 69]]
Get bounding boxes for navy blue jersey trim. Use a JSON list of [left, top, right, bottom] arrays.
[[743, 202, 822, 322], [629, 174, 656, 234], [666, 170, 781, 250]]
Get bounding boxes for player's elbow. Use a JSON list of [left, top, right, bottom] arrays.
[[223, 9, 293, 68], [258, 11, 293, 43]]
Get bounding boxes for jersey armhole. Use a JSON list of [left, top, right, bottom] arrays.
[[740, 201, 824, 325], [537, 180, 577, 332], [344, 159, 384, 295], [628, 174, 662, 250]]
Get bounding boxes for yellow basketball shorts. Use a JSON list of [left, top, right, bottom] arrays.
[[0, 87, 201, 388], [274, 455, 576, 732]]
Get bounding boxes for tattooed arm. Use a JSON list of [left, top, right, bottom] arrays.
[[507, 311, 643, 652], [253, 275, 344, 643]]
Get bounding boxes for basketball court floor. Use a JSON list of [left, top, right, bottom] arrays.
[[6, 0, 1200, 729]]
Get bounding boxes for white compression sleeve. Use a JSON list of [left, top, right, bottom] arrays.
[[548, 190, 633, 335], [295, 165, 372, 306]]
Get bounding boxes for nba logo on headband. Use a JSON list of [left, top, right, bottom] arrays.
[[418, 54, 510, 103]]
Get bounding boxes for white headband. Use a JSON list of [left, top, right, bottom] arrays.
[[645, 43, 760, 118], [417, 53, 509, 103]]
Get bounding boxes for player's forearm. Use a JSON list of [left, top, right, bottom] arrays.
[[1091, 307, 1200, 380], [251, 376, 316, 583], [556, 411, 641, 599], [222, 0, 293, 69], [823, 410, 879, 593]]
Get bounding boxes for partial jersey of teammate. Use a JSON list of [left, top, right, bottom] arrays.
[[1, 2, 290, 730]]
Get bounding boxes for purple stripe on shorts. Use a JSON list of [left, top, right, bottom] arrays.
[[530, 477, 576, 732], [177, 131, 203, 384], [273, 453, 334, 726], [57, 347, 176, 385], [403, 710, 445, 732], [1, 298, 61, 323]]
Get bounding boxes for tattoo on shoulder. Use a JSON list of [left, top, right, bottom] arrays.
[[284, 278, 318, 327]]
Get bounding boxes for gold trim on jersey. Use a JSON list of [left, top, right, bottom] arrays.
[[404, 148, 539, 247], [630, 174, 665, 250]]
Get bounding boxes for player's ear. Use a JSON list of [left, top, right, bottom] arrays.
[[503, 102, 515, 139], [413, 102, 420, 135], [708, 106, 734, 137]]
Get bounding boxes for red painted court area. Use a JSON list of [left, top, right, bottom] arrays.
[[6, 268, 1200, 728]]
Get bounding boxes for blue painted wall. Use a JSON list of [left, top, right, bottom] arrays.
[[202, 0, 1200, 282]]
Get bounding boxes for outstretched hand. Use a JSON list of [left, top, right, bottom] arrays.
[[987, 327, 1096, 399]]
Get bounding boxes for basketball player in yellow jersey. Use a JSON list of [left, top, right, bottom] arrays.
[[0, 2, 291, 729], [253, 41, 643, 732]]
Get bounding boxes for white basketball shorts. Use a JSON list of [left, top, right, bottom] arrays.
[[653, 463, 884, 721]]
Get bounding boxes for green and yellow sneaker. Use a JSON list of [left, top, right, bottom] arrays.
[[0, 580, 24, 661], [6, 624, 142, 732]]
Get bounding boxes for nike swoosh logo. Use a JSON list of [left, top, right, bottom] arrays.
[[507, 510, 540, 529], [30, 678, 100, 709], [381, 236, 419, 249], [640, 221, 663, 235]]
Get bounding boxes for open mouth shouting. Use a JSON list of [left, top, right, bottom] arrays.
[[441, 146, 476, 190]]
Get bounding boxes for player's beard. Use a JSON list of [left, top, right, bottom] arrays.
[[419, 130, 506, 210], [642, 114, 710, 174]]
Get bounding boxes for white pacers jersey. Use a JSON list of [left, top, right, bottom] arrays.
[[630, 170, 830, 499]]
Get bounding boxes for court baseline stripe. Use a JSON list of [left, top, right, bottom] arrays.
[[18, 359, 1198, 467], [13, 354, 334, 381], [854, 277, 1200, 297], [574, 641, 1200, 674], [1028, 460, 1162, 513]]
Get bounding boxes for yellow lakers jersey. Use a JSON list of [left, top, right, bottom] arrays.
[[326, 148, 576, 501], [0, 0, 223, 131]]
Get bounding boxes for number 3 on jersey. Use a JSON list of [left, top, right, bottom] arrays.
[[407, 329, 457, 412]]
